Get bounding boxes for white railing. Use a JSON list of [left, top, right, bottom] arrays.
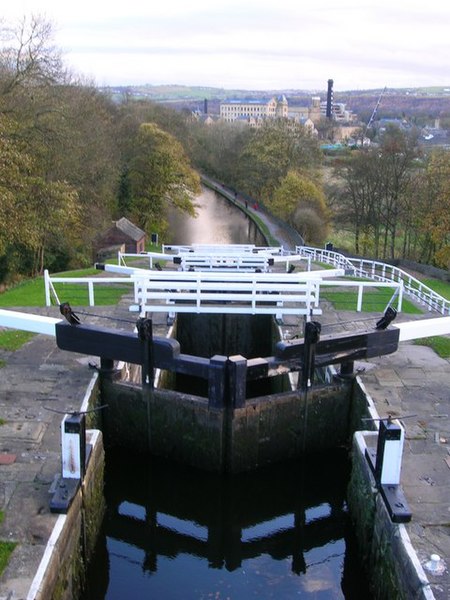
[[44, 261, 401, 315], [173, 253, 274, 272], [119, 248, 310, 273], [297, 247, 450, 315], [43, 269, 132, 307], [129, 270, 323, 319], [162, 244, 284, 255], [296, 246, 357, 274], [318, 280, 403, 312], [349, 258, 450, 314], [118, 251, 173, 269]]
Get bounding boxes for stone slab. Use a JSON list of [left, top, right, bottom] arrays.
[[0, 422, 46, 444]]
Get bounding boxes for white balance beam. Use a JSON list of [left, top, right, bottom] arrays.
[[0, 309, 61, 336], [394, 316, 450, 342]]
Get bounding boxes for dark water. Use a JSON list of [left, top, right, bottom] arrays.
[[166, 187, 266, 246], [84, 188, 372, 599], [85, 450, 371, 600]]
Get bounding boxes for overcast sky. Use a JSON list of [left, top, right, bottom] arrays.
[[2, 0, 449, 91]]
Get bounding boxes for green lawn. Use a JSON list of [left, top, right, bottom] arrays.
[[415, 336, 450, 358], [0, 542, 15, 576], [411, 278, 450, 358], [0, 513, 16, 576], [320, 287, 422, 314], [421, 278, 450, 301]]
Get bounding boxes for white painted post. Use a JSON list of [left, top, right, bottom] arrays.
[[44, 270, 51, 307], [397, 282, 403, 312], [357, 284, 363, 311], [88, 281, 94, 306], [61, 414, 85, 479]]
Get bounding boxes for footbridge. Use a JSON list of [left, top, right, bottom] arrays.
[[97, 262, 345, 321]]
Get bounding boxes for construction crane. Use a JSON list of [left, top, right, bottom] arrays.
[[365, 86, 387, 132]]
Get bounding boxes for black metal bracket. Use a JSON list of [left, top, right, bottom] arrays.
[[300, 321, 321, 390]]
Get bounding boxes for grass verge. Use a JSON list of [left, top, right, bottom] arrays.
[[320, 287, 422, 314], [0, 542, 16, 576], [0, 330, 35, 351], [415, 336, 450, 359]]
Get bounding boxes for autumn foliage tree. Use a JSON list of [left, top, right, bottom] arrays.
[[237, 119, 322, 201], [420, 150, 450, 268], [127, 122, 200, 235], [269, 171, 330, 245]]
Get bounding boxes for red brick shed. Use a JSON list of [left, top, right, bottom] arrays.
[[98, 217, 146, 254]]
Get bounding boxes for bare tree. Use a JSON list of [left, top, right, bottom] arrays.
[[0, 15, 64, 98]]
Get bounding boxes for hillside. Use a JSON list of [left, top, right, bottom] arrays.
[[103, 84, 450, 123]]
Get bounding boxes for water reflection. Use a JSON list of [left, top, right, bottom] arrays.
[[166, 186, 265, 246], [85, 450, 371, 599]]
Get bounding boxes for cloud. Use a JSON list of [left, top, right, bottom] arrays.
[[2, 0, 450, 90]]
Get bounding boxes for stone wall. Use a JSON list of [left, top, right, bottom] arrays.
[[348, 432, 433, 600], [33, 430, 105, 600]]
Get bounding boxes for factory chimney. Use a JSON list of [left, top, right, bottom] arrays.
[[204, 98, 208, 115], [326, 79, 334, 119]]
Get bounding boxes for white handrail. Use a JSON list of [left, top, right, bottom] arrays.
[[297, 247, 450, 315], [43, 270, 132, 307]]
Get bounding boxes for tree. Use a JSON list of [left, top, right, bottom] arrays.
[[0, 116, 34, 256], [0, 15, 65, 100], [189, 120, 252, 187], [421, 150, 450, 268], [376, 126, 420, 259], [333, 126, 420, 259], [269, 171, 330, 245], [0, 113, 82, 278], [0, 16, 126, 272], [25, 178, 82, 275], [237, 119, 322, 200], [333, 150, 383, 255], [128, 122, 200, 234]]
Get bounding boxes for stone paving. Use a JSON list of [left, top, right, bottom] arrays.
[[359, 340, 450, 600], [0, 302, 137, 600]]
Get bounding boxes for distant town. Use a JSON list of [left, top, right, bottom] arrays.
[[102, 83, 450, 149]]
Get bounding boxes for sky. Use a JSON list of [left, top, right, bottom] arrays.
[[1, 0, 449, 92]]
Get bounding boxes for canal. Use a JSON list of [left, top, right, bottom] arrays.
[[166, 185, 265, 246], [84, 186, 373, 599]]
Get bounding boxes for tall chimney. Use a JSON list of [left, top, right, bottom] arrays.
[[326, 79, 334, 119], [204, 98, 208, 114]]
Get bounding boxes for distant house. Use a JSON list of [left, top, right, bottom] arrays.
[[96, 217, 146, 258]]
